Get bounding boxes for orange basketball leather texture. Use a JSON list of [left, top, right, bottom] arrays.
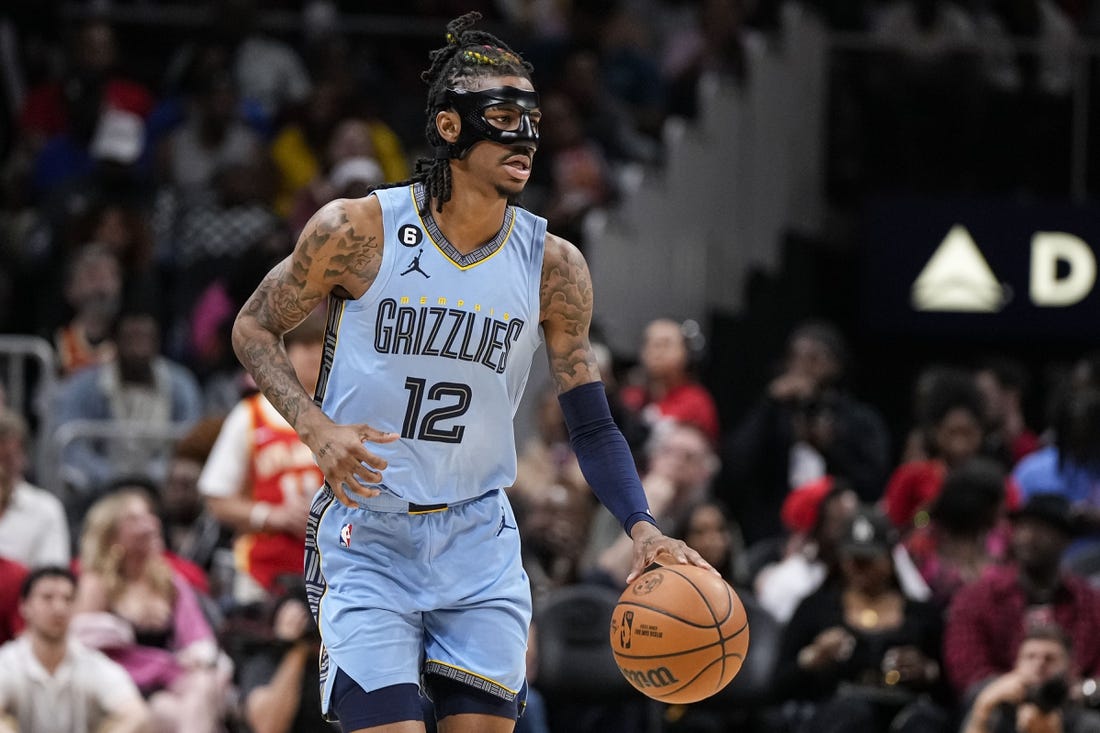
[[609, 564, 750, 703]]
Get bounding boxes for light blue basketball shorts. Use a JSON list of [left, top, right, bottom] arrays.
[[304, 485, 532, 717]]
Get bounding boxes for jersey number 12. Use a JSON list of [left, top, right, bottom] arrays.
[[401, 377, 470, 443]]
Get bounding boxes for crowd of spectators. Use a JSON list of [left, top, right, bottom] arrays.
[[2, 1, 1100, 732]]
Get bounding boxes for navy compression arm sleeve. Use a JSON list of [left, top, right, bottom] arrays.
[[558, 381, 657, 535]]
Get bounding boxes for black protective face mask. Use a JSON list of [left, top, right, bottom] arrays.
[[437, 86, 540, 159]]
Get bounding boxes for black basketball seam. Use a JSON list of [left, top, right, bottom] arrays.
[[614, 600, 725, 630], [658, 566, 733, 625], [651, 652, 746, 701], [658, 566, 733, 693]]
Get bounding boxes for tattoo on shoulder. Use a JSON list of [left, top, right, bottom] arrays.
[[541, 237, 599, 390], [540, 238, 592, 330], [307, 203, 383, 295]]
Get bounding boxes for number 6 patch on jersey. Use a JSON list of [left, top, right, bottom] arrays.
[[399, 224, 423, 247]]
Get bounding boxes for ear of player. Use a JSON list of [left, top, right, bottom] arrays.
[[609, 557, 750, 704]]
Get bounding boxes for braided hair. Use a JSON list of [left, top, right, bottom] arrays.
[[375, 12, 534, 213]]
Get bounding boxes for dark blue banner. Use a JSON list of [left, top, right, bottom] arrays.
[[861, 196, 1100, 341]]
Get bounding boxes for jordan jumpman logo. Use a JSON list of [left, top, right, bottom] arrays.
[[401, 248, 430, 278]]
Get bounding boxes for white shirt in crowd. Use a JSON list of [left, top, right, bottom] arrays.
[[0, 481, 70, 567], [0, 636, 142, 733]]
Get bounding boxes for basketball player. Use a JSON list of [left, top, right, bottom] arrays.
[[231, 12, 713, 733]]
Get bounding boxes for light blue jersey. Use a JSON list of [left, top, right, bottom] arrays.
[[315, 183, 547, 506], [305, 183, 546, 719]]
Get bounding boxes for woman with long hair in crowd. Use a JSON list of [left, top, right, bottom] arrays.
[[72, 488, 229, 733]]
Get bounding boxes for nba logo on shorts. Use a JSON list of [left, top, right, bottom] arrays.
[[339, 523, 353, 548]]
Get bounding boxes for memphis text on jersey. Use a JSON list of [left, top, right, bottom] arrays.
[[373, 296, 525, 374]]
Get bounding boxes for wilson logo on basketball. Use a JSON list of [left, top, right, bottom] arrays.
[[622, 666, 680, 689]]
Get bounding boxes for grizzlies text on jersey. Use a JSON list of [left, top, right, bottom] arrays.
[[314, 183, 547, 506]]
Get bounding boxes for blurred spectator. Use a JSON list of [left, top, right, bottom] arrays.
[[63, 199, 158, 307], [288, 152, 384, 237], [598, 6, 668, 139], [518, 482, 596, 605], [588, 420, 720, 586], [235, 582, 337, 733], [72, 490, 230, 733], [170, 160, 282, 354], [0, 558, 27, 645], [903, 457, 1011, 609], [96, 477, 211, 598], [755, 475, 860, 623], [53, 309, 203, 495], [555, 46, 661, 165], [162, 418, 229, 578], [1013, 388, 1100, 551], [54, 243, 122, 377], [0, 408, 71, 568], [18, 18, 153, 151], [757, 476, 930, 623], [156, 69, 263, 200], [721, 320, 891, 543], [269, 78, 350, 218], [31, 87, 150, 201], [0, 566, 151, 733], [529, 90, 614, 248], [773, 506, 951, 733], [976, 357, 1042, 467], [962, 624, 1100, 733], [198, 313, 325, 605], [944, 494, 1100, 702], [273, 92, 409, 224], [883, 368, 1018, 533], [681, 498, 749, 587], [216, 0, 312, 124], [511, 385, 590, 508], [30, 108, 154, 321], [662, 0, 762, 117], [620, 317, 720, 444]]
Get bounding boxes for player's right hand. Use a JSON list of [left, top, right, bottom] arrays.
[[302, 417, 398, 508]]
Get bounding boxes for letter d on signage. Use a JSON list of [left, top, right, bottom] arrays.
[[1030, 232, 1096, 307]]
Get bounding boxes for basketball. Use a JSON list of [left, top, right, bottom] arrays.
[[609, 563, 749, 704]]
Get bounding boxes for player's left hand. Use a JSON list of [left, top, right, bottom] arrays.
[[626, 520, 718, 583]]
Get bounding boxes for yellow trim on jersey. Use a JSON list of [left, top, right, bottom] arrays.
[[409, 184, 515, 271], [424, 659, 520, 694]]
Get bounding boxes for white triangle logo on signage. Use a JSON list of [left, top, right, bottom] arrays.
[[911, 225, 1007, 313]]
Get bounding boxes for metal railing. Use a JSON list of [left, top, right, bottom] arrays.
[[0, 334, 57, 419], [41, 418, 190, 501]]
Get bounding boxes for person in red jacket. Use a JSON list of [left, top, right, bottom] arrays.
[[620, 317, 719, 444]]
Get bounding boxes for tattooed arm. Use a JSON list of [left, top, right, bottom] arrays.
[[232, 197, 396, 507], [540, 234, 713, 581], [539, 233, 602, 392]]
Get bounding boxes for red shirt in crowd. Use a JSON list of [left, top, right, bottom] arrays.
[[944, 565, 1100, 696], [620, 382, 720, 445], [882, 459, 1022, 531], [0, 558, 28, 644]]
